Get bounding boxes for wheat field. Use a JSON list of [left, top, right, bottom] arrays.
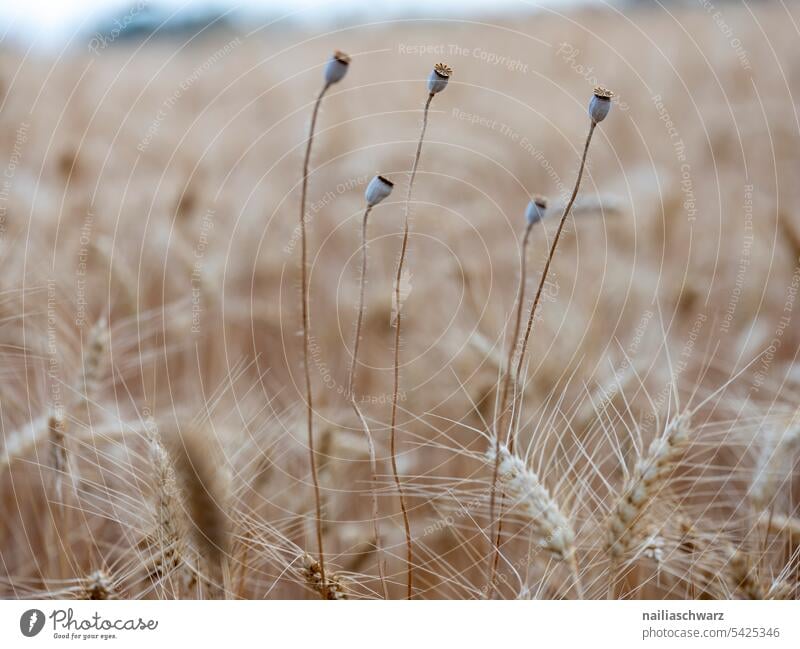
[[0, 2, 799, 600]]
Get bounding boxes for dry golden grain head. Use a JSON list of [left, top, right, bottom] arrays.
[[167, 425, 230, 574], [728, 548, 766, 600], [81, 570, 115, 600], [301, 553, 348, 600], [607, 415, 691, 560], [487, 442, 576, 561], [48, 413, 67, 474], [78, 317, 109, 409]]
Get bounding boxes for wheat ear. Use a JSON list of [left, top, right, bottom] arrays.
[[80, 570, 116, 600], [486, 441, 582, 597], [726, 547, 766, 599], [77, 317, 108, 412], [48, 412, 70, 580], [302, 553, 349, 600], [167, 425, 230, 599], [145, 420, 188, 596], [606, 414, 690, 596]]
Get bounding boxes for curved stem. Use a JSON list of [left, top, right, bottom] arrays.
[[486, 220, 534, 598], [568, 552, 585, 599], [347, 206, 373, 401], [299, 82, 330, 596], [513, 121, 596, 399], [391, 92, 434, 599], [485, 119, 597, 598], [346, 205, 389, 599], [607, 559, 619, 599], [495, 221, 535, 441]]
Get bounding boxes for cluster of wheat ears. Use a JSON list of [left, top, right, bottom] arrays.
[[0, 43, 798, 602]]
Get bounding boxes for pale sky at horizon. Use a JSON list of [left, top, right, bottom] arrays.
[[0, 0, 592, 46]]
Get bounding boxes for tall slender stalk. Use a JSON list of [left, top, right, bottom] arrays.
[[485, 219, 534, 597], [391, 88, 439, 599], [495, 221, 535, 439], [299, 81, 331, 595], [293, 50, 350, 599], [485, 113, 602, 598], [48, 413, 70, 580], [514, 121, 596, 401], [347, 205, 374, 403], [347, 203, 389, 599], [387, 66, 452, 598]]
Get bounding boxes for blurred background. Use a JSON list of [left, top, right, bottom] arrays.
[[0, 0, 791, 416]]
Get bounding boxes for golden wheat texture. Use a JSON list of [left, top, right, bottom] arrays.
[[0, 3, 799, 599]]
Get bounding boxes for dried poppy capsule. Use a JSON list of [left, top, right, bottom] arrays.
[[365, 175, 394, 207], [589, 86, 614, 123], [525, 195, 548, 225], [427, 62, 452, 95], [324, 50, 350, 85]]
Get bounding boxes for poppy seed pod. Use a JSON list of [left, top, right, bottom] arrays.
[[365, 175, 394, 206], [525, 195, 548, 225], [427, 63, 452, 95], [324, 51, 350, 85], [589, 86, 614, 123]]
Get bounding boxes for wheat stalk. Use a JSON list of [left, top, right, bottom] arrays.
[[48, 412, 70, 581], [144, 420, 189, 596], [167, 425, 230, 599]]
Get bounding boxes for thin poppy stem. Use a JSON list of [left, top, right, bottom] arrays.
[[485, 119, 597, 598], [486, 219, 534, 598], [347, 204, 389, 599], [299, 81, 330, 596], [513, 121, 596, 398], [391, 92, 434, 599]]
